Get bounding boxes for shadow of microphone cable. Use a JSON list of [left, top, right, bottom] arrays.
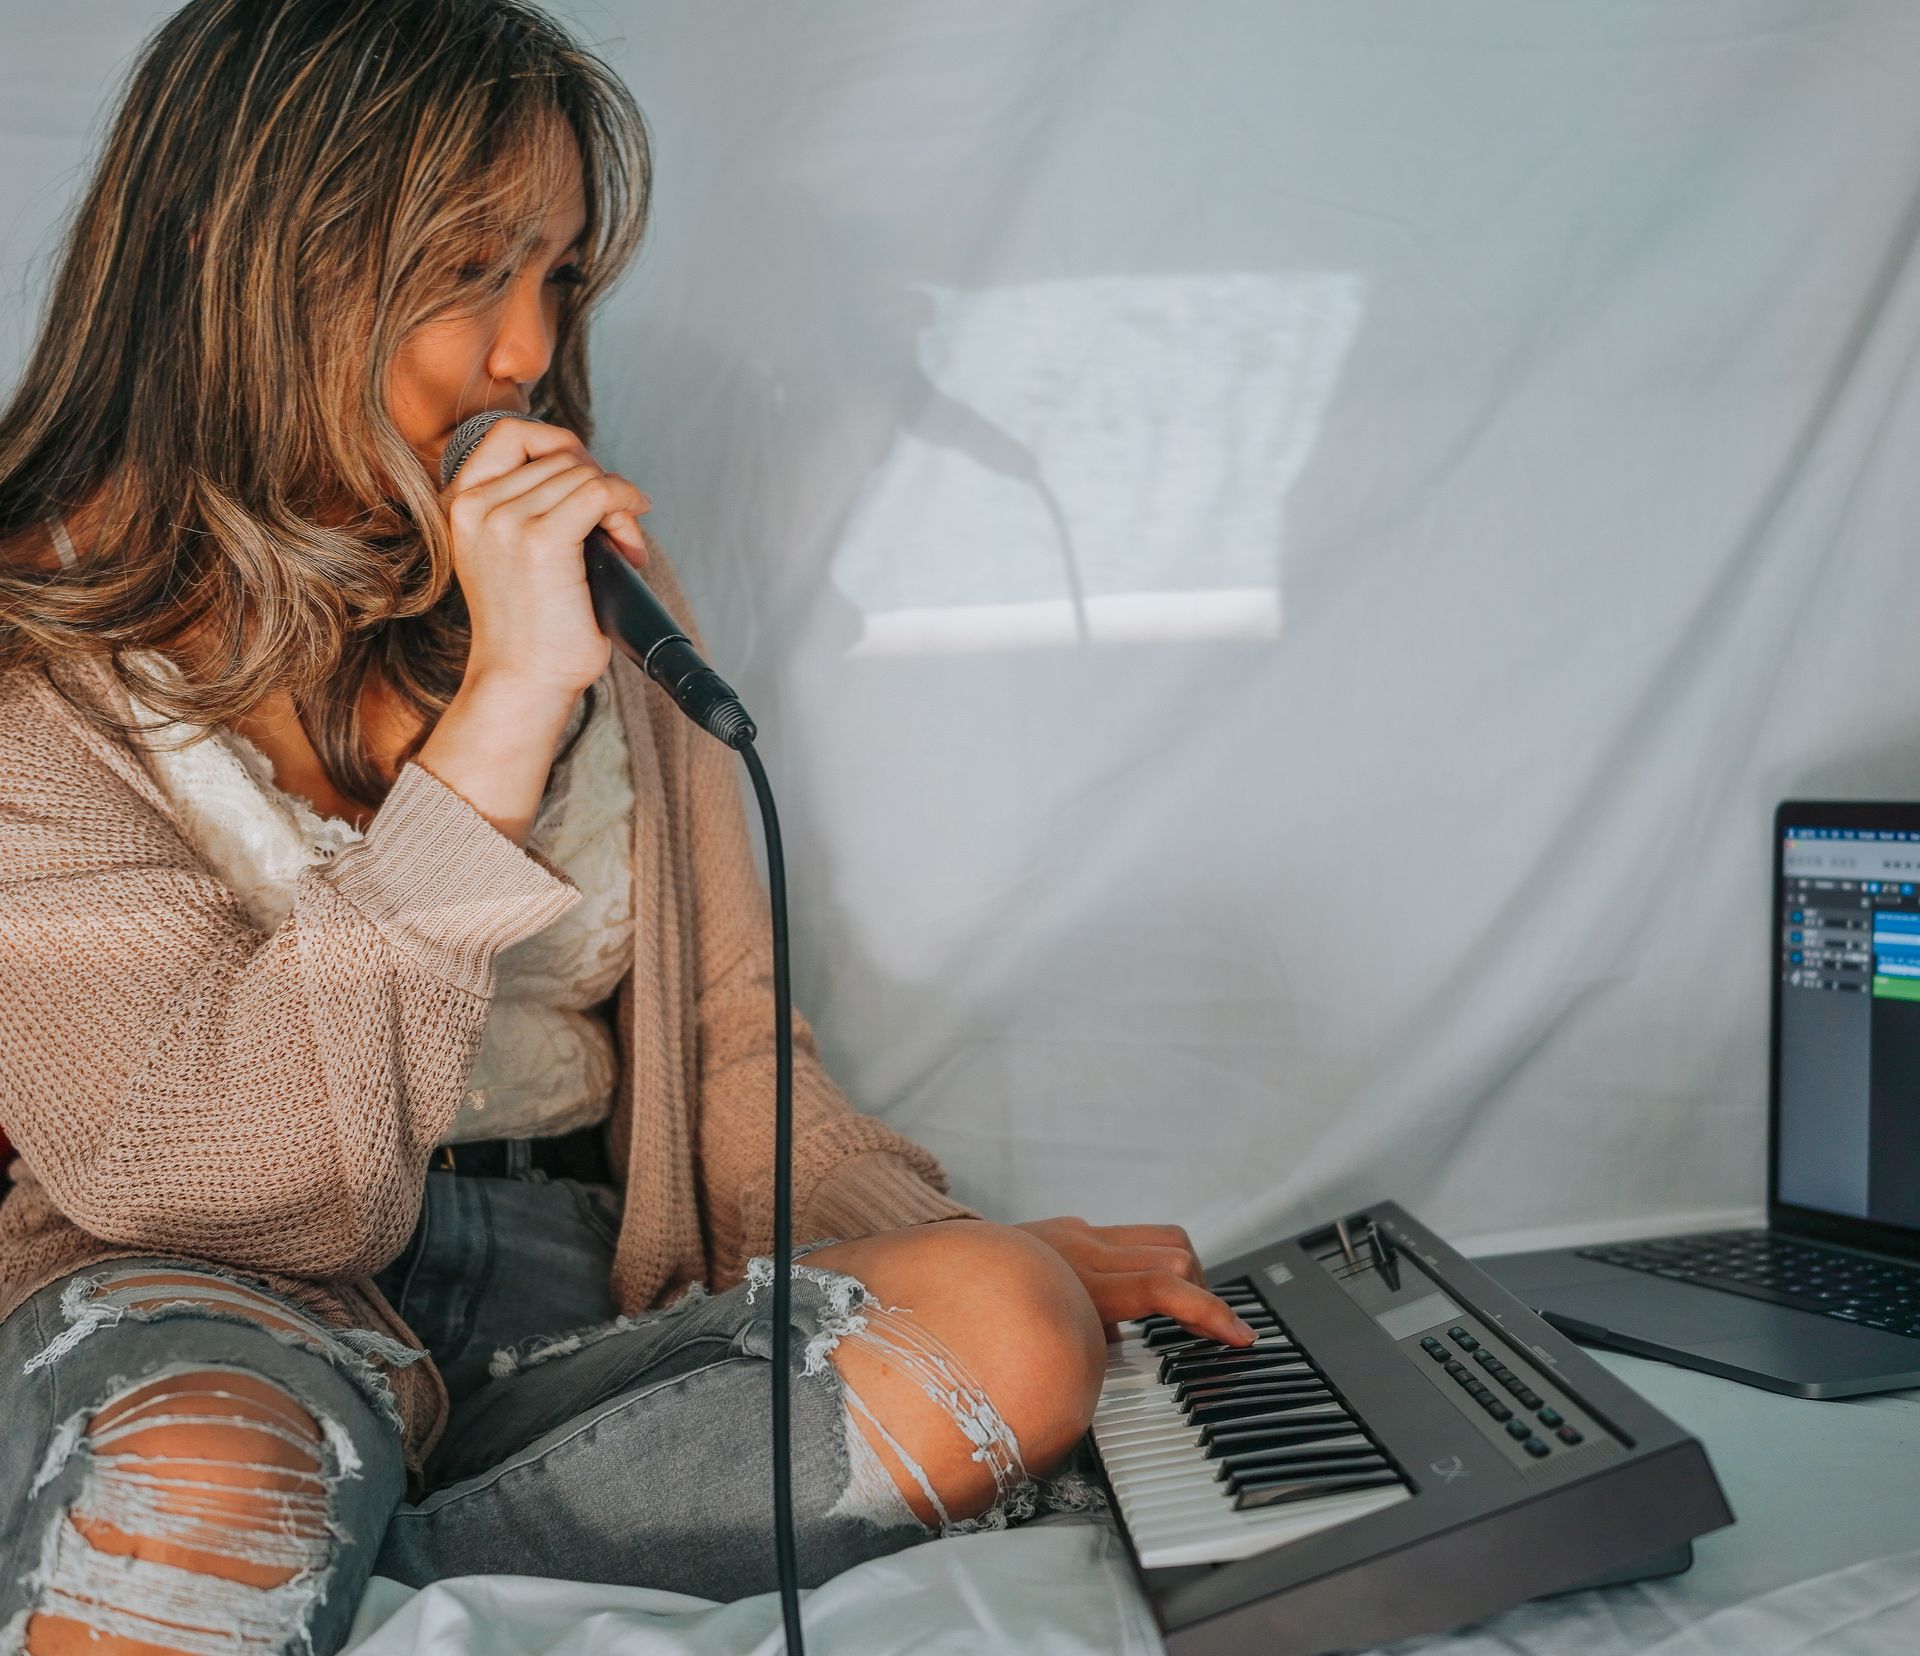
[[441, 411, 807, 1655]]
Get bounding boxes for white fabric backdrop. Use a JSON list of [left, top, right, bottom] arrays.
[[8, 1, 1920, 1266]]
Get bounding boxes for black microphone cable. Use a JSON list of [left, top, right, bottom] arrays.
[[440, 414, 807, 1653], [740, 737, 804, 1656]]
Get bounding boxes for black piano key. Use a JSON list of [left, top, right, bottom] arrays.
[[1164, 1359, 1312, 1391], [1161, 1350, 1303, 1382], [1176, 1361, 1316, 1387], [1221, 1449, 1388, 1484], [1152, 1350, 1305, 1389], [1233, 1469, 1403, 1511], [1194, 1405, 1353, 1439], [1179, 1382, 1336, 1411], [1174, 1369, 1323, 1400], [1220, 1436, 1383, 1470], [1151, 1326, 1288, 1352], [1168, 1364, 1308, 1393], [1187, 1395, 1347, 1426], [1187, 1394, 1347, 1427], [1233, 1461, 1399, 1496], [1170, 1366, 1316, 1397], [1175, 1369, 1323, 1399], [1139, 1299, 1281, 1332], [1144, 1327, 1282, 1350], [1199, 1419, 1360, 1453], [1163, 1342, 1298, 1369], [1156, 1342, 1300, 1371], [1144, 1320, 1282, 1350], [1177, 1374, 1322, 1405], [1187, 1381, 1335, 1411]]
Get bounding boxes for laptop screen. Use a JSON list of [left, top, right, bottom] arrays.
[[1775, 817, 1920, 1234]]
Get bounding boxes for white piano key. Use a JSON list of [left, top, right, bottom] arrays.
[[1114, 1433, 1374, 1487], [1115, 1472, 1397, 1531], [1113, 1474, 1382, 1527], [1103, 1402, 1348, 1441], [1107, 1453, 1379, 1521], [1130, 1484, 1412, 1570], [1093, 1326, 1412, 1571], [1103, 1416, 1329, 1485]]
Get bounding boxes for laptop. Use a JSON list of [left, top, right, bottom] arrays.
[[1481, 800, 1920, 1399]]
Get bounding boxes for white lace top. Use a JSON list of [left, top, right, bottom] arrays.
[[52, 520, 638, 1147]]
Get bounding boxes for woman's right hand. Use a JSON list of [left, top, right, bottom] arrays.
[[437, 416, 652, 701]]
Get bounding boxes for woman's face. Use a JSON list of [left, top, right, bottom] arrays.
[[387, 135, 590, 477]]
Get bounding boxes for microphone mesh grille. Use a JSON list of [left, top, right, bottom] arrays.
[[440, 410, 541, 488]]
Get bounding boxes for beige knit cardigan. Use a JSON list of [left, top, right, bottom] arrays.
[[0, 535, 981, 1496]]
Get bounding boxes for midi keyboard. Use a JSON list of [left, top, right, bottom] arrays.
[[1088, 1200, 1734, 1654]]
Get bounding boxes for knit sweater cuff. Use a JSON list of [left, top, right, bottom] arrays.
[[801, 1151, 985, 1242], [322, 760, 581, 996]]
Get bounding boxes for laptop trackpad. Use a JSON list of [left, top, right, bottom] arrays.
[[1533, 1279, 1775, 1345]]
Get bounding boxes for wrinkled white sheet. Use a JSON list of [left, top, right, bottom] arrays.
[[341, 1517, 1163, 1656], [339, 1338, 1920, 1656]]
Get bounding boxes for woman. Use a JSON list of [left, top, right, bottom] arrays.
[[0, 3, 1254, 1652]]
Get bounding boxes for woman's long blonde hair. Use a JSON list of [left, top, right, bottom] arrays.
[[0, 0, 650, 806]]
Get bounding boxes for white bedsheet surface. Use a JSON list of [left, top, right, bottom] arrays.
[[340, 1217, 1920, 1656], [340, 1515, 1164, 1655]]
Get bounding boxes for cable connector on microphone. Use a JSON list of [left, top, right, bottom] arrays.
[[641, 636, 756, 748]]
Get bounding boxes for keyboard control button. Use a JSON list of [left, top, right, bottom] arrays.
[[1454, 1333, 1479, 1351], [1523, 1437, 1551, 1458], [1487, 1403, 1512, 1422], [1446, 1362, 1468, 1379], [1557, 1425, 1584, 1445], [1506, 1419, 1531, 1440], [1427, 1344, 1451, 1362], [1517, 1389, 1543, 1410], [1537, 1407, 1563, 1428]]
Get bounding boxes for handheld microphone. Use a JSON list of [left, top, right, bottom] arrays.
[[439, 409, 807, 1652], [439, 410, 757, 749]]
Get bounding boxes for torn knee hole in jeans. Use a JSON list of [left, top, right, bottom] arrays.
[[741, 1251, 1107, 1540], [21, 1264, 424, 1440], [483, 1237, 847, 1380], [0, 1363, 362, 1656]]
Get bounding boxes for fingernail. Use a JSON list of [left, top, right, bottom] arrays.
[[1232, 1317, 1255, 1341]]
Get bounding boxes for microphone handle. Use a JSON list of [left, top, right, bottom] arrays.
[[582, 529, 757, 749]]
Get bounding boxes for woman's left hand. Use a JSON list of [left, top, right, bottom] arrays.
[[1012, 1215, 1258, 1347]]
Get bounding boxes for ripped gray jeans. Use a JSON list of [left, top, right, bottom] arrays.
[[0, 1166, 1105, 1656]]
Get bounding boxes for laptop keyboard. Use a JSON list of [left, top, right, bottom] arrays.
[[1575, 1231, 1920, 1339]]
